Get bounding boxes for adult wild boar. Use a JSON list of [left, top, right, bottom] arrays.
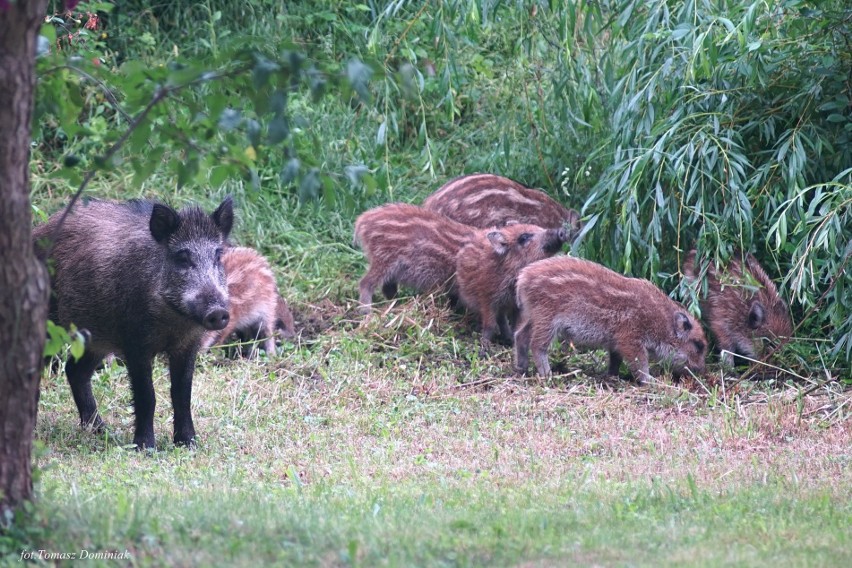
[[514, 256, 707, 382], [423, 173, 583, 237], [682, 249, 792, 366], [34, 197, 233, 449]]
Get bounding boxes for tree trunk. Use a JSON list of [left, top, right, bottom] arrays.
[[0, 0, 50, 516]]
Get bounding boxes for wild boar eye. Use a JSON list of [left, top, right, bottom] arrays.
[[517, 233, 533, 245], [215, 248, 223, 263], [692, 339, 705, 353], [174, 250, 193, 268]]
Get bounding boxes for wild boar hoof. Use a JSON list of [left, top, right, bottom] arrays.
[[133, 436, 157, 451], [81, 414, 106, 433], [174, 436, 197, 449]]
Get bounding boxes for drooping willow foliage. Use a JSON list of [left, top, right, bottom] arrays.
[[489, 0, 851, 365]]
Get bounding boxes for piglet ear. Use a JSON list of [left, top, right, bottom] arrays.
[[149, 203, 181, 243], [565, 209, 583, 232], [748, 301, 766, 329], [212, 196, 234, 238], [674, 312, 693, 340], [486, 231, 509, 255]]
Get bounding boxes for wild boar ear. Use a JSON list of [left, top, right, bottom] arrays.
[[748, 301, 766, 329], [674, 312, 693, 339], [566, 209, 583, 231], [487, 231, 509, 256], [212, 196, 234, 238], [149, 204, 181, 243]]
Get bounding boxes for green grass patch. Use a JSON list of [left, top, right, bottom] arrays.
[[16, 309, 852, 565]]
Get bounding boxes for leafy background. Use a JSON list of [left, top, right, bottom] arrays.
[[33, 0, 851, 371]]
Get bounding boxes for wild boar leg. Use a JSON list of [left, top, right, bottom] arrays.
[[497, 311, 514, 346], [358, 268, 384, 312], [478, 303, 500, 356], [381, 282, 398, 299], [248, 322, 277, 358], [529, 323, 556, 377], [513, 318, 532, 375], [261, 325, 277, 356], [65, 351, 105, 431], [619, 346, 650, 384], [607, 352, 623, 376], [168, 350, 197, 447], [125, 351, 157, 449]]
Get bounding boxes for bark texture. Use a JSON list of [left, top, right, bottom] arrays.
[[0, 0, 51, 515]]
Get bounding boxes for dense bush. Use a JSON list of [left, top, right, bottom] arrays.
[[554, 1, 852, 364]]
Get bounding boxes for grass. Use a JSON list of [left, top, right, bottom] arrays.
[[10, 289, 851, 566]]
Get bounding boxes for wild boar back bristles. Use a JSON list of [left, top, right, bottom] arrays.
[[423, 173, 582, 237]]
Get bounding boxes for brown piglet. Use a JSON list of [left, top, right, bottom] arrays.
[[200, 246, 294, 357], [423, 173, 583, 237], [353, 203, 476, 313], [682, 249, 792, 366], [514, 256, 707, 382], [456, 223, 568, 354]]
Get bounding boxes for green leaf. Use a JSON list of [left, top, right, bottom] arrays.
[[671, 23, 692, 41], [346, 58, 373, 102], [209, 165, 230, 188], [268, 117, 290, 145], [218, 109, 242, 131], [345, 165, 370, 189], [298, 168, 322, 202], [39, 23, 56, 44], [280, 158, 300, 185], [376, 121, 387, 146], [70, 329, 86, 361], [177, 157, 199, 188], [43, 320, 70, 358]]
